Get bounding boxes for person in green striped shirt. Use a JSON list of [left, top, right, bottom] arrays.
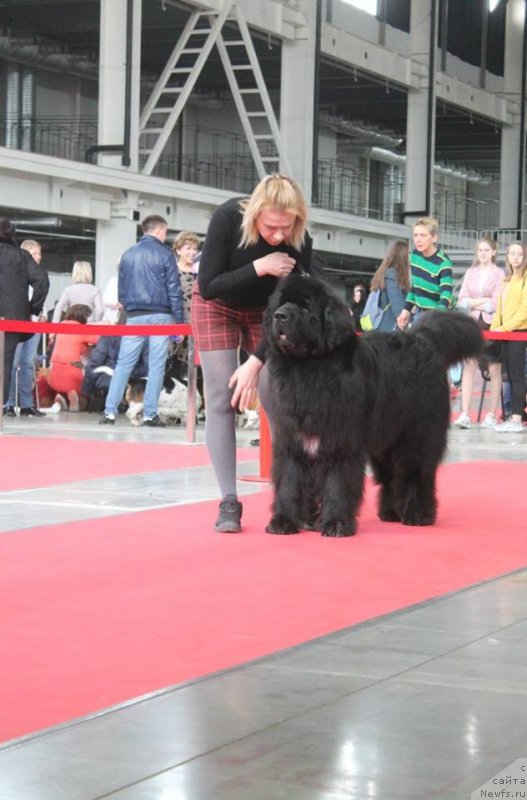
[[396, 216, 453, 330]]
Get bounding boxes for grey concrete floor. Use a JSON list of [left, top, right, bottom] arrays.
[[0, 410, 526, 800]]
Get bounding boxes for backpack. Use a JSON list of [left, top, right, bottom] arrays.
[[359, 289, 390, 331]]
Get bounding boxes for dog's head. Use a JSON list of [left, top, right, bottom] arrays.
[[265, 274, 355, 358], [126, 377, 146, 404]]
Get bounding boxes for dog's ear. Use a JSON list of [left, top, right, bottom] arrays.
[[323, 296, 355, 350]]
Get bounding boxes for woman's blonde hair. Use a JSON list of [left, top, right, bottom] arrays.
[[72, 261, 93, 284], [239, 174, 308, 251], [172, 231, 200, 252], [370, 239, 410, 293], [472, 235, 498, 266], [504, 240, 527, 281]]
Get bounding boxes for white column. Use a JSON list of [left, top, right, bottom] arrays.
[[96, 215, 138, 293], [98, 0, 141, 170], [95, 0, 142, 292], [405, 0, 438, 220], [279, 0, 317, 201], [499, 0, 525, 229]]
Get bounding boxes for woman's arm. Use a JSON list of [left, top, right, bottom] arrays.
[[385, 269, 406, 319], [500, 280, 527, 331], [198, 204, 259, 300], [488, 269, 505, 312], [92, 288, 104, 322], [52, 288, 69, 323], [490, 292, 503, 330]]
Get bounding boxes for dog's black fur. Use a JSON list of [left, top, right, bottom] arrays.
[[264, 274, 483, 537]]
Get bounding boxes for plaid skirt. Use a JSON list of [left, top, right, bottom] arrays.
[[191, 283, 265, 353]]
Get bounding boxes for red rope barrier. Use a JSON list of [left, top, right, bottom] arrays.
[[0, 320, 192, 336], [481, 330, 527, 340], [0, 319, 525, 340]]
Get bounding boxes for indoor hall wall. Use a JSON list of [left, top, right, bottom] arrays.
[[35, 71, 97, 119], [443, 53, 503, 94], [325, 0, 410, 56], [182, 102, 247, 154]]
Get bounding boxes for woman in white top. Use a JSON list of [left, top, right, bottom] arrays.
[[102, 268, 122, 324], [454, 236, 504, 429], [52, 261, 104, 323]]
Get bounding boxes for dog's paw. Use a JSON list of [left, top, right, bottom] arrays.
[[400, 513, 436, 527], [301, 518, 321, 532], [266, 517, 300, 535], [321, 520, 357, 537], [378, 507, 401, 522]]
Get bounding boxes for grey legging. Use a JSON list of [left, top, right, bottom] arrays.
[[199, 349, 273, 499]]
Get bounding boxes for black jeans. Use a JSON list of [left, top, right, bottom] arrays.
[[501, 336, 527, 417], [3, 333, 24, 403]]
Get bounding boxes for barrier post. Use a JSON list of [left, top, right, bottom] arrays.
[[185, 336, 197, 443], [259, 408, 272, 481], [0, 330, 4, 433], [241, 406, 272, 483]]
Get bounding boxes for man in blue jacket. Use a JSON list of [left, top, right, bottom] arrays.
[[99, 215, 184, 427]]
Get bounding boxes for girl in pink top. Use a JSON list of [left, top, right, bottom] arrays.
[[454, 236, 504, 429]]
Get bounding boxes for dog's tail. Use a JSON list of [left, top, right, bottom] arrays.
[[410, 310, 484, 366]]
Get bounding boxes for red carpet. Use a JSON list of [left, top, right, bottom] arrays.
[[1, 460, 526, 743], [0, 436, 255, 491]]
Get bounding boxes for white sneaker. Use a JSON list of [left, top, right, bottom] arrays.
[[54, 393, 68, 411], [494, 420, 524, 433], [454, 413, 471, 429], [43, 401, 62, 414], [481, 413, 496, 429]]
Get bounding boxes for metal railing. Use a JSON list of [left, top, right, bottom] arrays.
[[1, 117, 98, 162], [0, 116, 501, 229], [442, 228, 527, 254]]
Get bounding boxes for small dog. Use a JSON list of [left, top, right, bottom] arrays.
[[125, 355, 202, 426], [125, 378, 148, 427]]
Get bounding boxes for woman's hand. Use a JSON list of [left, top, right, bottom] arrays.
[[253, 252, 296, 278], [397, 309, 411, 330], [470, 297, 487, 310], [229, 355, 263, 412]]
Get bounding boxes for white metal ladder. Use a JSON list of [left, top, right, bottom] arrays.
[[139, 1, 290, 178]]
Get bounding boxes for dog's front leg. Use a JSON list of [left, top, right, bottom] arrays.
[[266, 450, 305, 535], [319, 458, 365, 537]]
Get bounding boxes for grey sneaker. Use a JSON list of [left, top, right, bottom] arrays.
[[215, 495, 243, 533], [495, 420, 523, 433], [99, 414, 115, 425]]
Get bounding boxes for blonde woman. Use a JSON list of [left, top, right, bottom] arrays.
[[52, 261, 104, 323], [454, 236, 504, 429], [491, 241, 527, 433], [192, 174, 319, 532]]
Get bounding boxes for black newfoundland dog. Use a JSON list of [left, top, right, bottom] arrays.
[[264, 274, 483, 537]]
